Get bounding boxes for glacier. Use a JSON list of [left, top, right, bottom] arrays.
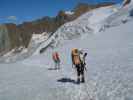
[[0, 1, 133, 100], [0, 16, 133, 100]]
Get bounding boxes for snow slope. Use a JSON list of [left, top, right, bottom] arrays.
[[31, 6, 115, 55], [34, 2, 133, 55], [0, 11, 133, 100], [0, 1, 133, 100], [0, 32, 49, 63]]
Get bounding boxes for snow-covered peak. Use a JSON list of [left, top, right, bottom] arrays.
[[65, 11, 74, 15]]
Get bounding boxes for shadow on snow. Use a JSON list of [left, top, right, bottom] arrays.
[[57, 78, 79, 85]]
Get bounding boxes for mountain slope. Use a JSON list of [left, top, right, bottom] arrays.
[[0, 2, 115, 55], [0, 12, 133, 100], [33, 1, 133, 55], [1, 0, 133, 63], [0, 1, 133, 100]]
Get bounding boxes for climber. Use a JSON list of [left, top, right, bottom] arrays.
[[52, 51, 60, 69], [71, 48, 87, 84]]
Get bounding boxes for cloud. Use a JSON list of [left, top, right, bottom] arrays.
[[7, 16, 17, 20]]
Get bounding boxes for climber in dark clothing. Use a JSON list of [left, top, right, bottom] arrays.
[[71, 48, 87, 83]]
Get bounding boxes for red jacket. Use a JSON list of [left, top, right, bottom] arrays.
[[52, 52, 60, 61]]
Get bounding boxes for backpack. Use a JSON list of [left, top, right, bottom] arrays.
[[71, 48, 81, 65]]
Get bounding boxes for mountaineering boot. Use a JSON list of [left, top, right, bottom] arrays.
[[81, 76, 85, 83], [77, 77, 80, 84]]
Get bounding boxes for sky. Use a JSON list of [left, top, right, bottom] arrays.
[[0, 0, 123, 24]]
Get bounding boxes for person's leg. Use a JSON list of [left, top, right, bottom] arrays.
[[76, 65, 80, 84], [81, 64, 85, 83], [57, 59, 60, 69], [54, 60, 58, 69]]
